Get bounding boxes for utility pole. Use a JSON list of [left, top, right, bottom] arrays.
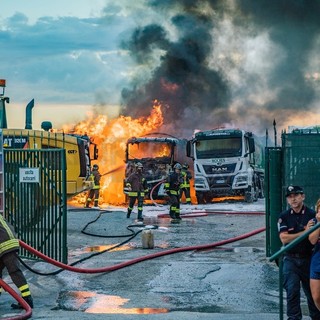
[[266, 128, 268, 147], [273, 119, 277, 147], [0, 79, 9, 129]]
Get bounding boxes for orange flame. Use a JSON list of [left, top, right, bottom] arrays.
[[66, 101, 164, 206]]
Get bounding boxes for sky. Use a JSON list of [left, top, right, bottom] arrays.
[[0, 0, 139, 128], [1, 0, 320, 137]]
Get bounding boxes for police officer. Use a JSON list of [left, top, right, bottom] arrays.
[[0, 214, 33, 309], [278, 185, 320, 320], [126, 162, 148, 222], [85, 164, 101, 208], [165, 163, 184, 221], [180, 163, 192, 205]]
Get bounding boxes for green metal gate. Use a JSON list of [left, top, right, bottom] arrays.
[[265, 147, 283, 257], [282, 129, 320, 208], [266, 127, 320, 320], [3, 149, 67, 263], [266, 128, 320, 256]]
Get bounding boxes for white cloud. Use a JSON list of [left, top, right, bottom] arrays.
[[0, 0, 106, 24]]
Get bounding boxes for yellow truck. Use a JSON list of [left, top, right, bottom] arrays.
[[0, 79, 98, 196]]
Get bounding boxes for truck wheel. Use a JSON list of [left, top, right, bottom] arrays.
[[196, 192, 205, 204], [245, 186, 254, 203], [258, 177, 265, 198], [204, 194, 212, 204]]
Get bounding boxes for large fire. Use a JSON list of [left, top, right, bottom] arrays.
[[65, 101, 164, 206]]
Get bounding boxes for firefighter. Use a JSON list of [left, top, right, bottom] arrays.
[[85, 164, 101, 208], [0, 214, 33, 309], [126, 162, 148, 222], [180, 163, 192, 205], [165, 163, 184, 221]]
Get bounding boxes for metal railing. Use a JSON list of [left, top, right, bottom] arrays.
[[4, 148, 67, 263], [269, 222, 320, 320]]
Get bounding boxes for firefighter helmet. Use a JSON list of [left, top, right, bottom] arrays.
[[136, 162, 143, 169], [92, 164, 99, 170], [174, 163, 182, 170], [182, 163, 189, 169]]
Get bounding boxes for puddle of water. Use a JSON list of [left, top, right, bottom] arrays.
[[84, 244, 132, 252], [70, 244, 133, 257], [58, 291, 169, 315]]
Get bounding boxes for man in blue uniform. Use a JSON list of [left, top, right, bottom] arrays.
[[278, 185, 320, 320]]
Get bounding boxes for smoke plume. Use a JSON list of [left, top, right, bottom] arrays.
[[119, 0, 320, 137]]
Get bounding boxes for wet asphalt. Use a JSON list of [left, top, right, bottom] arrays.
[[0, 200, 312, 319]]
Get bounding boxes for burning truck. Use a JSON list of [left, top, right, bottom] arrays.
[[123, 135, 187, 201]]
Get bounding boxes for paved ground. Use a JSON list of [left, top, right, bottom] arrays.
[[0, 200, 312, 319]]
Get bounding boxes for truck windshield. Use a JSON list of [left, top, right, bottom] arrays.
[[195, 137, 242, 159], [128, 142, 172, 160]]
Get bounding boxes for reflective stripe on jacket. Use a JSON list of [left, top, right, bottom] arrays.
[[126, 172, 148, 194], [128, 191, 146, 197], [0, 215, 20, 257], [181, 170, 192, 188], [165, 171, 183, 192], [89, 169, 101, 189]]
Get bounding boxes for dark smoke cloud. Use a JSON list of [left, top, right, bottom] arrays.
[[120, 0, 320, 137], [120, 0, 230, 138], [236, 0, 320, 110]]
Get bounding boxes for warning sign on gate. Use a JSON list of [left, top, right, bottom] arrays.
[[19, 168, 40, 183]]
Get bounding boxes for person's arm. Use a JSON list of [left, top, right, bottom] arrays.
[[279, 230, 306, 245], [309, 228, 320, 245], [308, 216, 320, 245]]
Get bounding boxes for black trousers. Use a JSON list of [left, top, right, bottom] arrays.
[[0, 251, 28, 289]]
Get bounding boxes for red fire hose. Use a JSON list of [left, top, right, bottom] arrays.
[[19, 226, 265, 274], [1, 214, 265, 319], [150, 179, 166, 206], [0, 278, 32, 320]]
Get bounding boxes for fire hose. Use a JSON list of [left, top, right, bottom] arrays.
[[1, 214, 265, 319], [19, 227, 265, 273], [101, 165, 125, 177], [150, 179, 166, 207], [0, 278, 32, 320]]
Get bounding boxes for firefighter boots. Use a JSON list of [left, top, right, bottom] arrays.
[[11, 295, 34, 309]]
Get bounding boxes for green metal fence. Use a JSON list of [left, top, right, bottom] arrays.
[[282, 129, 320, 208], [265, 147, 283, 257], [3, 149, 67, 263], [266, 128, 320, 319]]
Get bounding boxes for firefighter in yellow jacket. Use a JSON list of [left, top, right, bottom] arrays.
[[0, 214, 33, 309], [165, 163, 184, 220], [180, 163, 192, 204], [126, 162, 148, 221], [85, 164, 101, 208]]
